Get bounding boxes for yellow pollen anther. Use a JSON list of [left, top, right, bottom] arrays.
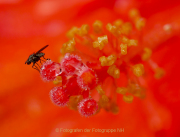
[[121, 22, 132, 35], [113, 19, 124, 27], [154, 68, 165, 79], [66, 25, 90, 38], [107, 65, 120, 78], [93, 35, 108, 50], [128, 82, 145, 98], [129, 8, 146, 30], [116, 87, 127, 95], [148, 59, 166, 79], [102, 95, 109, 103], [120, 43, 127, 55], [106, 23, 121, 36], [99, 56, 106, 66], [135, 17, 146, 30], [96, 85, 105, 95], [93, 20, 103, 34], [99, 98, 108, 108], [122, 36, 129, 44], [129, 8, 140, 19], [96, 86, 109, 108], [128, 39, 138, 46], [66, 27, 79, 39], [123, 95, 134, 103], [61, 38, 76, 55], [133, 64, 144, 77], [78, 24, 90, 36], [99, 54, 117, 66], [142, 47, 152, 61]]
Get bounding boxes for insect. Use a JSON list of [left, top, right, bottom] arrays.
[[25, 45, 49, 71]]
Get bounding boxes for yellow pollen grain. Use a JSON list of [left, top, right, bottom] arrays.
[[107, 65, 120, 78], [61, 38, 76, 55], [93, 35, 108, 50], [123, 95, 134, 103], [128, 82, 145, 98], [96, 85, 105, 95], [142, 47, 152, 61], [78, 24, 90, 36], [102, 95, 109, 103], [129, 8, 140, 19], [66, 27, 79, 39], [99, 54, 117, 66], [128, 39, 138, 46], [113, 19, 124, 27], [107, 54, 117, 65], [121, 22, 132, 35], [99, 97, 108, 108], [135, 17, 146, 30], [93, 41, 100, 48], [93, 20, 103, 34], [133, 64, 144, 77], [106, 23, 121, 36], [116, 87, 127, 95], [154, 68, 165, 79], [128, 83, 140, 93], [128, 8, 146, 30], [120, 43, 127, 55], [122, 36, 129, 44], [99, 56, 106, 66]]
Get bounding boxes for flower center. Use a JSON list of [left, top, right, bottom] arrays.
[[49, 8, 165, 115]]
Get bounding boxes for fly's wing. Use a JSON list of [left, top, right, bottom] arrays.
[[35, 45, 49, 55], [36, 52, 45, 57]]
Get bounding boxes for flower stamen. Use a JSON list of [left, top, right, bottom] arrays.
[[99, 54, 117, 66], [107, 65, 120, 78], [93, 35, 108, 50], [42, 8, 167, 116]]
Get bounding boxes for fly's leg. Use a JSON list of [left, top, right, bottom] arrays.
[[42, 56, 50, 61], [39, 59, 45, 65], [35, 62, 41, 70], [39, 59, 42, 64], [32, 63, 40, 72]]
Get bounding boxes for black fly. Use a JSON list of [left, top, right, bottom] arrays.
[[25, 45, 49, 72]]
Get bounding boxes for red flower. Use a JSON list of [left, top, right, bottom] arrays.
[[0, 0, 180, 137]]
